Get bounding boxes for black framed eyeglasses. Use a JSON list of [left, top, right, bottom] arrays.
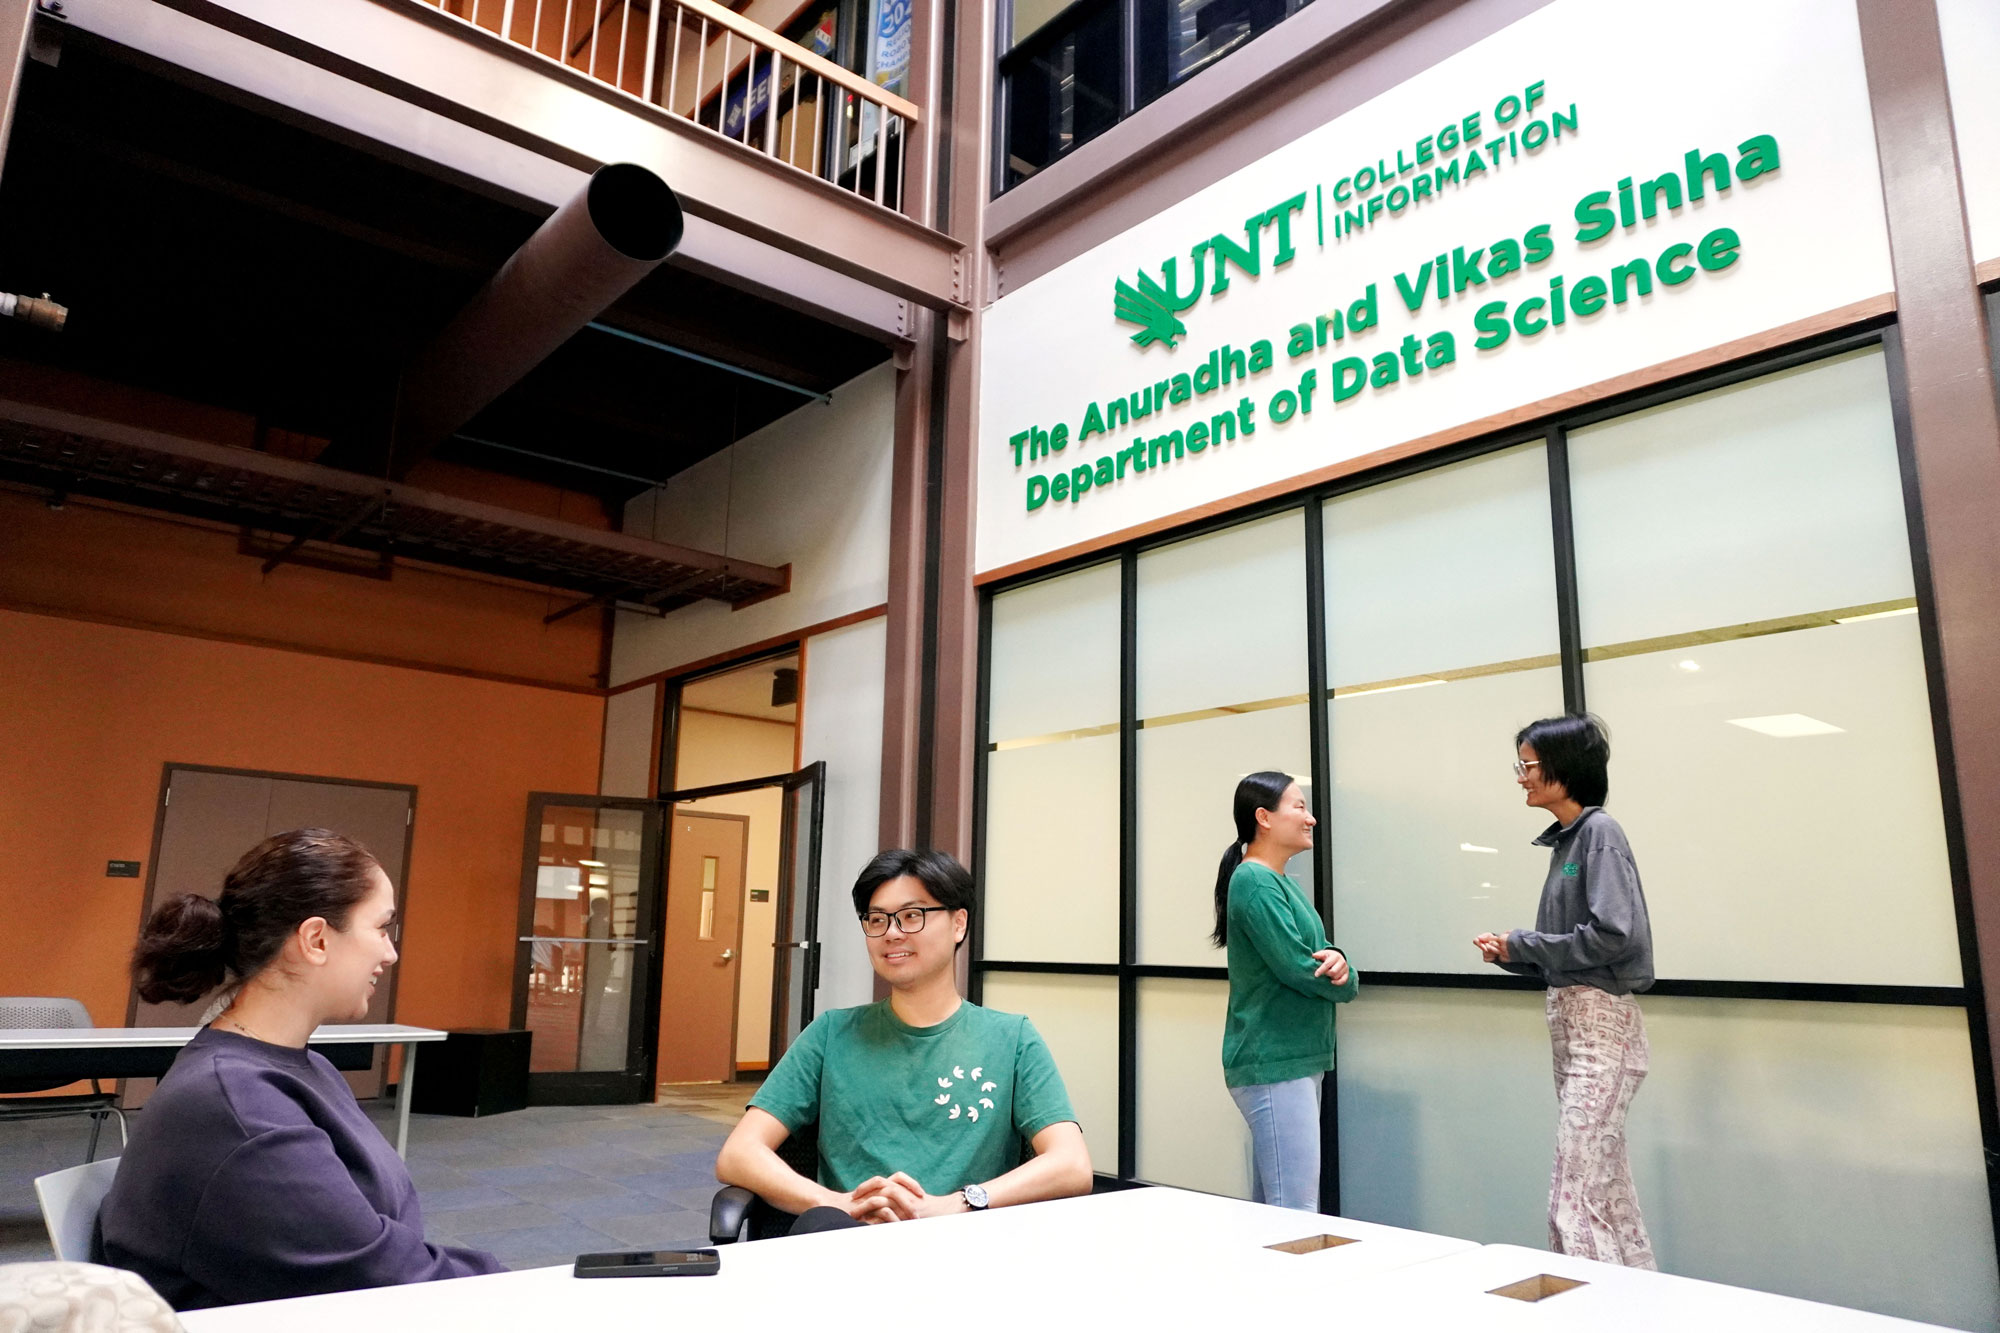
[[859, 906, 952, 937]]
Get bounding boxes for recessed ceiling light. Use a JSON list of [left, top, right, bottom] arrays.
[[1678, 660, 1701, 672], [1728, 713, 1846, 738], [1480, 882, 1494, 889], [1460, 843, 1499, 854], [577, 859, 607, 868], [1834, 606, 1918, 624]]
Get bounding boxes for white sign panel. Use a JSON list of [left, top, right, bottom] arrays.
[[976, 0, 1894, 575], [1940, 0, 2000, 268]]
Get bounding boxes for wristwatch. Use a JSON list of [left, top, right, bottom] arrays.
[[959, 1183, 990, 1211]]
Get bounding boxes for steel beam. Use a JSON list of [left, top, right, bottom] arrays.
[[50, 0, 918, 340], [116, 0, 964, 311]]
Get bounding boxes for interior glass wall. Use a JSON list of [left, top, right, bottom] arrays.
[[974, 340, 1996, 1329], [984, 562, 1122, 964], [1323, 443, 1565, 974], [1569, 349, 1957, 985]]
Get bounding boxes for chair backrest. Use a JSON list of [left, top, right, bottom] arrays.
[[0, 997, 92, 1030], [35, 1157, 120, 1262]]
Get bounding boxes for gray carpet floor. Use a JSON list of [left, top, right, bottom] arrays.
[[0, 1083, 749, 1275]]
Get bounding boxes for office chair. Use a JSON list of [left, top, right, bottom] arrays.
[[709, 1121, 819, 1243], [34, 1157, 120, 1262], [0, 998, 127, 1163]]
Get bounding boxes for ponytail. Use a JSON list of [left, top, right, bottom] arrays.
[[133, 893, 231, 1004], [1211, 770, 1297, 948], [129, 828, 381, 1007]]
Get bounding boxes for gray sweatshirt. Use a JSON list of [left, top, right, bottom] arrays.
[[1500, 807, 1654, 994]]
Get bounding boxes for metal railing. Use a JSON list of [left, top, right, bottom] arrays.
[[417, 0, 917, 214]]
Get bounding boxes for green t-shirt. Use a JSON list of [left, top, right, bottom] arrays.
[[1223, 861, 1360, 1087], [749, 999, 1077, 1195]]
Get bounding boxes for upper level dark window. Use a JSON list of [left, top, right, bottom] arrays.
[[996, 0, 1311, 193]]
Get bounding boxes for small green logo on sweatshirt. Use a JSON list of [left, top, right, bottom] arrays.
[[1562, 862, 1580, 877]]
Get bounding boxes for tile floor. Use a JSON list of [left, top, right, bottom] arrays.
[[0, 1081, 756, 1274]]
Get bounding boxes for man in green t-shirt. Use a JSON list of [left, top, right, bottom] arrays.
[[716, 849, 1091, 1233]]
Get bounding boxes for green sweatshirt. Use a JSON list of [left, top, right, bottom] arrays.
[[1222, 860, 1359, 1087]]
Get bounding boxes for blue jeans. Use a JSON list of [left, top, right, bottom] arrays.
[[1228, 1075, 1321, 1211]]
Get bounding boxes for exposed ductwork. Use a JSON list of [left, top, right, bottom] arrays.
[[390, 162, 684, 477]]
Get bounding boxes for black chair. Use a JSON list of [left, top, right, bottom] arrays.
[[709, 1121, 818, 1244], [0, 998, 127, 1163]]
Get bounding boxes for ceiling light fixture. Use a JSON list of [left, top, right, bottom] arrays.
[[1678, 660, 1701, 672], [1833, 606, 1918, 624], [1727, 713, 1846, 738], [1460, 843, 1499, 854], [577, 859, 607, 868]]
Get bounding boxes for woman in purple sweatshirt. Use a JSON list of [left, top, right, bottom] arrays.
[[101, 828, 505, 1310]]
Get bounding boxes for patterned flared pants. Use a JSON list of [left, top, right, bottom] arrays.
[[1546, 985, 1657, 1269]]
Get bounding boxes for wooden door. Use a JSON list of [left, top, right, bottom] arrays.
[[655, 810, 747, 1084]]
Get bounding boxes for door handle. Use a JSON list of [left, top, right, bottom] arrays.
[[720, 948, 735, 961]]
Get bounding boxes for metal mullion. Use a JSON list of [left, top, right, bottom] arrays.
[[1119, 0, 1138, 118], [969, 589, 994, 1005], [1545, 426, 1585, 714], [1117, 548, 1139, 1181], [1302, 498, 1338, 1216], [667, 7, 684, 112]]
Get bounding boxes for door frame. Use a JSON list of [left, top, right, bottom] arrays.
[[657, 768, 825, 1077], [129, 763, 419, 1029], [512, 792, 667, 1105]]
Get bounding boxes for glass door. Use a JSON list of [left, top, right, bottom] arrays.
[[770, 762, 825, 1064], [653, 764, 826, 1086], [512, 794, 664, 1104]]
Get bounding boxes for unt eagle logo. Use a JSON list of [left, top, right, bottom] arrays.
[[1110, 193, 1308, 350]]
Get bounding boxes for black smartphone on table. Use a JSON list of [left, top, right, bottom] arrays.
[[573, 1248, 721, 1278]]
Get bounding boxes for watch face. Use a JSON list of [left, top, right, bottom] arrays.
[[963, 1184, 989, 1209]]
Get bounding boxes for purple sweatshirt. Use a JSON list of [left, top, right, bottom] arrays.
[[100, 1027, 504, 1309]]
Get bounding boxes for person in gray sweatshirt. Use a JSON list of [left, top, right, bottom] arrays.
[[1474, 714, 1656, 1271]]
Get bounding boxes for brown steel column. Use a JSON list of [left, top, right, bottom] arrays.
[[925, 0, 996, 864], [0, 0, 35, 186], [881, 319, 932, 853], [1857, 0, 2000, 1194]]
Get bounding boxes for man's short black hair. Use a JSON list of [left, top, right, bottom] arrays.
[[1516, 713, 1612, 808], [851, 849, 975, 947]]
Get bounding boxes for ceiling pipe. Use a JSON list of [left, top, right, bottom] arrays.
[[390, 162, 684, 477]]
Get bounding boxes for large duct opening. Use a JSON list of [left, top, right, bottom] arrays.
[[588, 163, 683, 261]]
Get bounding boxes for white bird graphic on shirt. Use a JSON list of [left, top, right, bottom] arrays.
[[935, 1092, 951, 1105]]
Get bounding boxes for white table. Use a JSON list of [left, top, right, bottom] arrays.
[[0, 1024, 446, 1158], [174, 1187, 1471, 1332], [1323, 1243, 1959, 1332], [172, 1189, 1965, 1332]]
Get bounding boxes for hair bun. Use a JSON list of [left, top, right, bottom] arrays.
[[131, 893, 231, 1005]]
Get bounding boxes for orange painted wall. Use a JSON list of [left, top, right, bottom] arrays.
[[0, 608, 606, 1033]]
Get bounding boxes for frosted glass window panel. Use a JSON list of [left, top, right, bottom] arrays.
[[979, 973, 1120, 1173], [1136, 704, 1312, 966], [1584, 616, 1959, 985], [1136, 510, 1308, 719], [1570, 349, 1913, 648], [1339, 989, 1999, 1333], [1135, 978, 1251, 1198], [982, 734, 1119, 963], [989, 561, 1121, 743], [1323, 444, 1559, 688], [1329, 668, 1566, 973], [1338, 988, 1551, 1244]]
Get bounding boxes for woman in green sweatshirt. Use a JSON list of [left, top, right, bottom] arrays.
[[1214, 770, 1359, 1211]]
